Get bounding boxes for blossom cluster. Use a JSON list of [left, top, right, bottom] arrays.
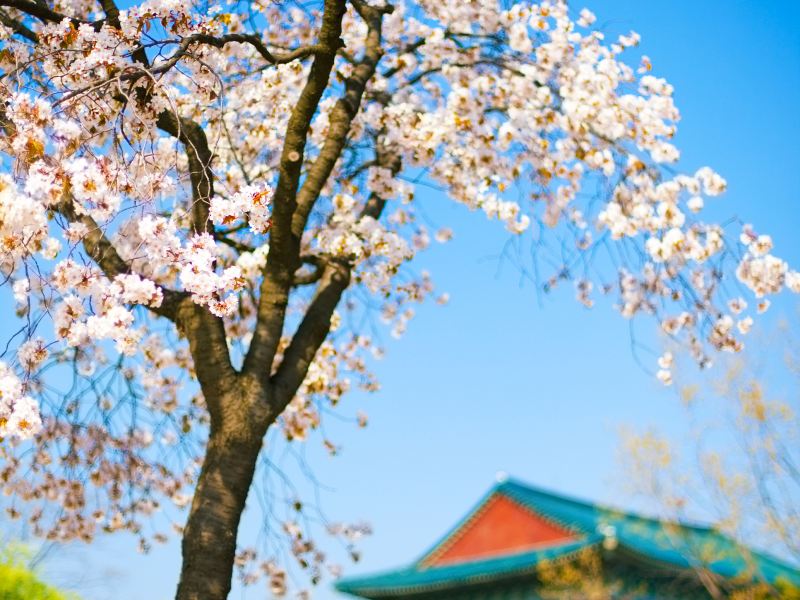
[[136, 217, 246, 316], [276, 332, 380, 445], [0, 362, 42, 439], [736, 225, 800, 297], [48, 261, 162, 354], [209, 184, 274, 234]]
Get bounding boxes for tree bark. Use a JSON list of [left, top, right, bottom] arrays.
[[174, 389, 269, 600]]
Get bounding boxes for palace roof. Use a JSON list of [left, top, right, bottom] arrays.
[[335, 478, 800, 598]]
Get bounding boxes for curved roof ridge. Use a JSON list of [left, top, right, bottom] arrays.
[[500, 476, 713, 531]]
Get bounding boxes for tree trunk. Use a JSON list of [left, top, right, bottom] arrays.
[[174, 417, 265, 600]]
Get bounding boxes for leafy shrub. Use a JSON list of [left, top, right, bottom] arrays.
[[0, 545, 74, 600]]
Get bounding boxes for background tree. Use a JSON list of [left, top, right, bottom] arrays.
[[0, 0, 797, 598], [620, 314, 800, 598], [536, 545, 799, 600], [536, 547, 643, 600]]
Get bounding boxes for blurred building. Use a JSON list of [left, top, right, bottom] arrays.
[[336, 477, 800, 599]]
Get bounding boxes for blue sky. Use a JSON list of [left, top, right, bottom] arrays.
[[32, 1, 800, 598]]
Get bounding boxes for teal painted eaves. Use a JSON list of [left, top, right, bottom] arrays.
[[335, 537, 600, 597]]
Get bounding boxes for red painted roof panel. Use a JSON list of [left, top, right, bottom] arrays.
[[424, 494, 577, 566]]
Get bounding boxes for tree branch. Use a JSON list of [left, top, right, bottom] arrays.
[[242, 0, 347, 380], [292, 255, 327, 286], [56, 30, 327, 106], [0, 0, 92, 26], [0, 106, 188, 321], [255, 0, 392, 395], [270, 144, 399, 409], [151, 111, 241, 411], [290, 0, 389, 240], [186, 33, 328, 65], [0, 8, 37, 42], [156, 111, 214, 235], [271, 258, 351, 403]]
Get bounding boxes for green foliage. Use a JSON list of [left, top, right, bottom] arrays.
[[0, 545, 75, 600]]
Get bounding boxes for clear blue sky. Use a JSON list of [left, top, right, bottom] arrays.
[[35, 1, 800, 598]]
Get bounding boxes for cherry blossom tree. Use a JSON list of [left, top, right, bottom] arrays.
[[0, 0, 797, 598]]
